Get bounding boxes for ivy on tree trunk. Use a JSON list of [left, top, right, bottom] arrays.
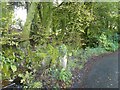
[[21, 2, 38, 51], [22, 2, 38, 41]]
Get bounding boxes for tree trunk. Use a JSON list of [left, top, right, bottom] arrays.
[[21, 2, 38, 52], [22, 2, 38, 41], [38, 2, 53, 37]]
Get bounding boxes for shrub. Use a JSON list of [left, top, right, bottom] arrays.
[[99, 33, 119, 51]]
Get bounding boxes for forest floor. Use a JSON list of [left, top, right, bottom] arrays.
[[72, 49, 119, 88]]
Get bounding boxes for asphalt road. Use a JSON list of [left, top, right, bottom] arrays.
[[73, 51, 119, 88]]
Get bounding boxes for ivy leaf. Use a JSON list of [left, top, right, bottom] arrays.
[[3, 64, 9, 74], [11, 65, 17, 72]]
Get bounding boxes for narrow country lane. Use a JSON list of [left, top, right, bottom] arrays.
[[73, 50, 119, 88]]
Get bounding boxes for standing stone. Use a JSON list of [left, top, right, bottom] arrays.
[[59, 44, 67, 69]]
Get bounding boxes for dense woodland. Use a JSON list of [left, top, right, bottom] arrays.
[[0, 1, 120, 88]]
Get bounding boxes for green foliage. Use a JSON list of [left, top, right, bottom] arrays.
[[0, 2, 13, 29], [47, 44, 59, 65], [52, 2, 94, 47], [99, 33, 119, 51], [1, 52, 18, 79], [18, 71, 42, 88], [67, 46, 108, 70], [1, 2, 119, 88], [10, 65, 17, 72], [29, 82, 42, 88], [59, 68, 72, 83], [49, 68, 72, 88], [35, 44, 59, 68], [58, 44, 67, 56], [0, 2, 19, 46], [1, 27, 21, 45]]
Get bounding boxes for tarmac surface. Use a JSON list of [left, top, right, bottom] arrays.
[[73, 50, 119, 88]]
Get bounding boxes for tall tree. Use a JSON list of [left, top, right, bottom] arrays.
[[21, 2, 38, 48], [22, 2, 38, 41]]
